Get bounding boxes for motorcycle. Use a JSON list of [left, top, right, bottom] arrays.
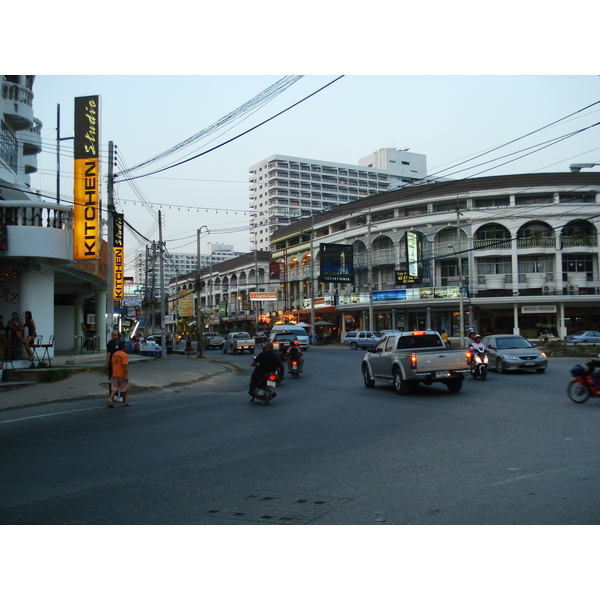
[[468, 348, 488, 380], [290, 359, 300, 378], [250, 371, 279, 405], [567, 363, 599, 404]]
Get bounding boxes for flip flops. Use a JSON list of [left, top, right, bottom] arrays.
[[121, 403, 131, 407]]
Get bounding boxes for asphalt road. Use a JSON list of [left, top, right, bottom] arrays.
[[1, 346, 598, 525]]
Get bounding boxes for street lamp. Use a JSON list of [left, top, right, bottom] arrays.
[[569, 163, 598, 172], [448, 244, 465, 346]]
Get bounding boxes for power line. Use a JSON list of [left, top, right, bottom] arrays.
[[117, 76, 345, 182]]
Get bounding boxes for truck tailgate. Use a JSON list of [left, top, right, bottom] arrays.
[[412, 349, 468, 373]]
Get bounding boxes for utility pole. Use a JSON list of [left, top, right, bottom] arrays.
[[158, 211, 167, 361], [254, 238, 259, 335], [456, 206, 465, 347], [310, 215, 316, 344], [367, 210, 374, 331]]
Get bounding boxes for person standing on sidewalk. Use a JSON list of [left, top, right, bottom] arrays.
[[108, 341, 131, 408], [105, 330, 120, 401]]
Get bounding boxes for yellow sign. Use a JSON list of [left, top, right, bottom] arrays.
[[73, 96, 101, 260]]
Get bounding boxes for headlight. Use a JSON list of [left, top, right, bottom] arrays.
[[540, 352, 547, 358], [502, 354, 514, 359]]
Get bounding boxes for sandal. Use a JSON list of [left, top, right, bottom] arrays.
[[121, 402, 131, 407], [107, 402, 114, 408]]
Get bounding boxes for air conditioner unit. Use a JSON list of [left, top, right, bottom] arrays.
[[567, 284, 579, 294], [542, 285, 556, 294]]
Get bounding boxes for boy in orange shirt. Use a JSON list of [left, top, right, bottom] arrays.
[[108, 341, 131, 407]]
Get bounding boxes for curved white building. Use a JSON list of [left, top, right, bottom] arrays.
[[270, 172, 600, 341]]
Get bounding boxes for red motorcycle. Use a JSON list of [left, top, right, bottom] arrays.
[[567, 363, 599, 403]]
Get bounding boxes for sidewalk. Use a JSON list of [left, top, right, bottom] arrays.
[[0, 350, 234, 412]]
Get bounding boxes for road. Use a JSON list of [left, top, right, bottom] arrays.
[[1, 346, 599, 524]]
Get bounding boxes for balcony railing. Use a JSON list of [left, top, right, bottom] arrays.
[[0, 200, 70, 229], [473, 237, 512, 250], [516, 236, 555, 249], [561, 235, 598, 248]]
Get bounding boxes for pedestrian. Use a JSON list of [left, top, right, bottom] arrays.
[[7, 312, 24, 359], [441, 329, 450, 348], [185, 336, 193, 357], [23, 311, 36, 361], [108, 340, 131, 408], [105, 330, 121, 400]]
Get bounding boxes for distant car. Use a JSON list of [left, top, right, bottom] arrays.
[[267, 332, 298, 354], [150, 334, 174, 353], [204, 332, 224, 349], [481, 334, 548, 374], [270, 325, 310, 350], [563, 331, 600, 345], [343, 330, 382, 350]]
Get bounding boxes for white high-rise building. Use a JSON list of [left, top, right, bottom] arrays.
[[249, 148, 428, 251]]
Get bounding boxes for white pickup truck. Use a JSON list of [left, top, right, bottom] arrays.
[[361, 331, 470, 394], [223, 332, 256, 354]]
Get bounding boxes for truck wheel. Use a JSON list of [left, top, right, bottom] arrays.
[[393, 369, 410, 395], [447, 379, 463, 393], [350, 342, 358, 350], [223, 347, 227, 354], [362, 364, 375, 388]]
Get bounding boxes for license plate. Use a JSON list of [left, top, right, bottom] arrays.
[[435, 371, 450, 378], [267, 380, 276, 387], [524, 362, 535, 367]]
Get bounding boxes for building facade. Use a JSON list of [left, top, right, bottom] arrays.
[[1, 75, 109, 360], [249, 148, 428, 251], [169, 251, 281, 333], [270, 173, 600, 342]]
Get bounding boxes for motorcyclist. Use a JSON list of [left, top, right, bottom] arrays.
[[585, 358, 600, 390], [249, 342, 280, 398], [469, 334, 486, 375], [286, 340, 304, 374], [469, 334, 486, 352]]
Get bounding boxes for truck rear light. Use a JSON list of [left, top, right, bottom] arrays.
[[410, 354, 417, 369], [466, 351, 472, 365]]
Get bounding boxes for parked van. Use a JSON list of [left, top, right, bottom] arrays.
[[270, 324, 310, 350]]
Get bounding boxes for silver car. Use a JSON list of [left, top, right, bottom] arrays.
[[481, 334, 548, 374], [563, 331, 600, 345]]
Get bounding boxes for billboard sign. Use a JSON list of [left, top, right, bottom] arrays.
[[73, 95, 101, 260], [319, 243, 354, 283], [406, 231, 422, 279]]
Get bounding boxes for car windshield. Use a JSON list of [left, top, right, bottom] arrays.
[[496, 337, 533, 349], [569, 331, 586, 336]]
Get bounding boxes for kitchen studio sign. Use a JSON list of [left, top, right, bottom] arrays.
[[521, 305, 557, 314]]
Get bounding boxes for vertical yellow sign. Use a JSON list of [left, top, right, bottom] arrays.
[[73, 96, 101, 260], [113, 213, 124, 303]]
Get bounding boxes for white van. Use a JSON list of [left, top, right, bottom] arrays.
[[270, 324, 310, 350]]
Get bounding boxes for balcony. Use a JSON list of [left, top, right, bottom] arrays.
[[473, 238, 512, 251], [516, 236, 555, 249], [561, 235, 598, 248], [371, 249, 395, 266], [1, 81, 34, 130], [0, 200, 72, 265], [18, 118, 42, 155]]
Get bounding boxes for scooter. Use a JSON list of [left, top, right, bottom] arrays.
[[250, 372, 279, 405], [567, 363, 599, 403], [469, 348, 488, 380]]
